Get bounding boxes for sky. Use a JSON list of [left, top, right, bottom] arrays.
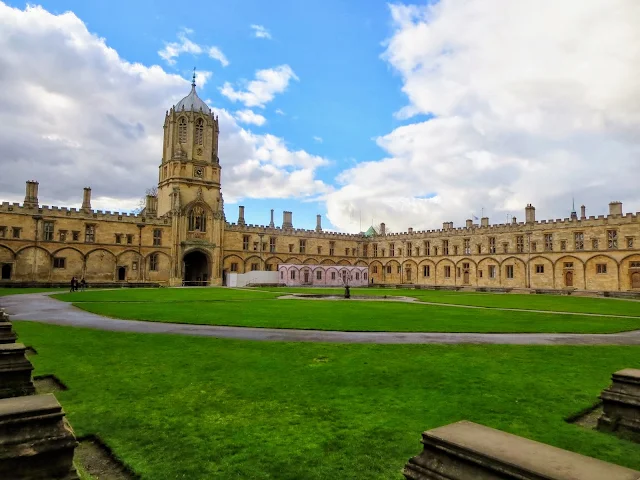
[[0, 0, 638, 232]]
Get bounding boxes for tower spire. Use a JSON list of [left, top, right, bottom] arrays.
[[192, 67, 196, 88]]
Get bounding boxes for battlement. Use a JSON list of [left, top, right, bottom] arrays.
[[224, 222, 366, 241], [0, 202, 170, 225]]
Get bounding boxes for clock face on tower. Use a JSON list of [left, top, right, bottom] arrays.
[[194, 167, 204, 178]]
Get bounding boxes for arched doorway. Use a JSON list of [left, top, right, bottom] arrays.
[[632, 272, 640, 289], [565, 271, 573, 287], [1, 264, 11, 280], [183, 250, 209, 286], [117, 267, 126, 281]]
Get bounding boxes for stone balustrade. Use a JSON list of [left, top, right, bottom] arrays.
[[0, 393, 79, 479], [403, 420, 640, 480], [598, 368, 640, 443], [0, 342, 35, 399]]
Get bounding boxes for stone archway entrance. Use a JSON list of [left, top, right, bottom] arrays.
[[565, 271, 574, 287], [117, 267, 126, 281], [183, 251, 209, 286]]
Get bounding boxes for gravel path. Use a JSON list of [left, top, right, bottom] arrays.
[[2, 293, 640, 345]]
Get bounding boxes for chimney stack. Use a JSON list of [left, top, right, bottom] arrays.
[[525, 204, 536, 224], [580, 205, 586, 220], [269, 209, 275, 228], [282, 211, 293, 229], [238, 205, 246, 226], [480, 217, 489, 227], [408, 227, 413, 234], [145, 195, 158, 216], [609, 201, 622, 217], [82, 187, 92, 211], [466, 219, 473, 228], [316, 214, 322, 232], [511, 216, 517, 224], [23, 181, 39, 208], [380, 222, 386, 235]]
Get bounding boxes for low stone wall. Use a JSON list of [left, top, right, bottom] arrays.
[[0, 282, 161, 289], [598, 369, 640, 443], [0, 394, 79, 479], [403, 420, 640, 480]]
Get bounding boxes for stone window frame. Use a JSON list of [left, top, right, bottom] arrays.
[[317, 246, 322, 255], [84, 224, 95, 243], [488, 237, 496, 254], [397, 265, 401, 274], [188, 206, 206, 233], [316, 270, 322, 280], [596, 263, 607, 274], [115, 234, 122, 244], [372, 266, 378, 274], [607, 230, 618, 249], [290, 270, 296, 280], [242, 235, 250, 251], [251, 263, 259, 271], [442, 240, 449, 256], [626, 237, 634, 249], [153, 229, 162, 246], [331, 272, 336, 280], [288, 244, 294, 253], [502, 242, 508, 254], [535, 264, 544, 274], [132, 261, 138, 271], [149, 253, 159, 271], [505, 265, 514, 279], [560, 240, 567, 251], [299, 239, 306, 254], [464, 238, 471, 255], [425, 241, 431, 256], [574, 232, 584, 250], [531, 241, 537, 252], [423, 265, 430, 277], [544, 233, 553, 251], [564, 262, 574, 269], [43, 221, 54, 241], [59, 230, 67, 242], [269, 237, 276, 253], [390, 243, 395, 257], [329, 241, 335, 256], [488, 265, 497, 279], [407, 242, 412, 256], [345, 247, 349, 256], [592, 238, 599, 250], [127, 234, 134, 244], [195, 118, 204, 146], [72, 231, 80, 241], [444, 265, 451, 278], [0, 226, 6, 238], [177, 117, 187, 144], [230, 263, 238, 272], [372, 244, 378, 257], [12, 227, 21, 239], [516, 235, 524, 253], [386, 265, 392, 274], [53, 257, 66, 269], [362, 244, 368, 257]]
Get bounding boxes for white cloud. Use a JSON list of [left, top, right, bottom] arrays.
[[207, 46, 229, 67], [158, 29, 228, 67], [251, 24, 272, 39], [326, 0, 640, 232], [220, 65, 299, 108], [235, 109, 267, 126], [275, 108, 285, 115], [0, 2, 327, 211], [195, 70, 212, 87], [313, 136, 323, 143]]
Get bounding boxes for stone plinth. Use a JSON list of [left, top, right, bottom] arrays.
[[0, 394, 79, 479], [403, 420, 640, 480], [598, 368, 640, 443], [0, 321, 18, 344], [0, 343, 35, 399]]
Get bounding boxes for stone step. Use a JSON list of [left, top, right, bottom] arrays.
[[0, 393, 79, 479], [404, 420, 640, 480], [0, 343, 35, 399]]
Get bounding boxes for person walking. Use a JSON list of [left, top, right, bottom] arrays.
[[80, 278, 87, 292], [70, 276, 77, 292]]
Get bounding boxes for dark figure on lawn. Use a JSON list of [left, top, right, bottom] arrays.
[[344, 285, 351, 299], [70, 277, 77, 292], [80, 278, 87, 292]]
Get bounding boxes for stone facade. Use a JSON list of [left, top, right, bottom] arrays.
[[278, 264, 369, 287], [0, 81, 639, 290]]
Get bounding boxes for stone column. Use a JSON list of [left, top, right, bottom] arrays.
[[81, 187, 92, 211]]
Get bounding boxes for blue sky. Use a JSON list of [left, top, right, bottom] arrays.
[[1, 0, 637, 232], [16, 0, 422, 230]]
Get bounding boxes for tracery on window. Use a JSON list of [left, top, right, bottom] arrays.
[[178, 117, 187, 144], [195, 119, 204, 145], [188, 205, 207, 232]]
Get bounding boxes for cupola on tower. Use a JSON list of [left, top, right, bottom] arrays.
[[157, 71, 222, 217]]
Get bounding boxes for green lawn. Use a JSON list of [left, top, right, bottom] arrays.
[[255, 287, 640, 317], [51, 288, 640, 334], [0, 287, 65, 297], [14, 321, 640, 479]]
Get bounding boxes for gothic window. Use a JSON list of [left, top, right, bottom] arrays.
[[574, 232, 584, 250], [544, 234, 553, 251], [153, 229, 162, 246], [317, 270, 322, 280], [363, 245, 368, 257], [488, 237, 496, 254], [149, 254, 159, 271], [373, 244, 378, 257], [597, 263, 607, 274], [178, 117, 187, 144], [442, 240, 449, 256], [43, 221, 54, 241], [269, 237, 276, 253], [12, 227, 21, 239], [195, 118, 204, 146], [464, 239, 471, 255], [407, 243, 412, 256], [506, 265, 514, 279], [84, 225, 95, 243], [390, 243, 395, 257], [516, 235, 524, 253], [299, 240, 306, 254], [444, 266, 451, 278], [607, 230, 618, 249], [188, 206, 206, 232], [329, 241, 335, 256], [627, 237, 634, 249]]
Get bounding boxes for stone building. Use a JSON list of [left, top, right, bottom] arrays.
[[0, 79, 639, 291]]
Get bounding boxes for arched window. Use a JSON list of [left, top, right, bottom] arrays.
[[188, 205, 206, 232], [195, 118, 204, 145], [178, 117, 187, 144]]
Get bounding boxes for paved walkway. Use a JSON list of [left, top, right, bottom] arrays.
[[2, 293, 640, 345]]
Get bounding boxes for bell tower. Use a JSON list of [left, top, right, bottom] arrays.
[[157, 71, 222, 216], [157, 71, 225, 286]]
